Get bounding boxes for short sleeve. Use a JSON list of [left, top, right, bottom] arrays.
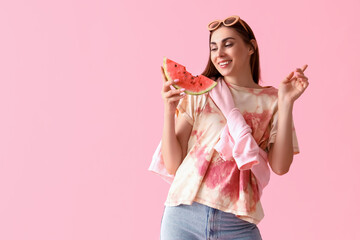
[[176, 93, 208, 125], [267, 108, 300, 155]]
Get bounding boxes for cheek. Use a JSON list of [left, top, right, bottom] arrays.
[[231, 47, 241, 56], [236, 47, 248, 59]]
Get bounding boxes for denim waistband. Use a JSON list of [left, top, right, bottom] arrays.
[[160, 201, 262, 240]]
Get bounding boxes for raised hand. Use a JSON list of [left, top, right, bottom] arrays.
[[160, 66, 186, 115], [278, 64, 309, 104]]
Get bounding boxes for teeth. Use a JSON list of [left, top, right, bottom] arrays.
[[219, 61, 230, 66]]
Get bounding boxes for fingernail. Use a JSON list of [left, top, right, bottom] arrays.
[[180, 92, 186, 96], [174, 79, 179, 82], [180, 88, 185, 91]]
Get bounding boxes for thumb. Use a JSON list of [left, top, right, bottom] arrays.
[[283, 71, 294, 83]]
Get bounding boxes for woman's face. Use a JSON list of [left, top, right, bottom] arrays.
[[210, 26, 253, 77]]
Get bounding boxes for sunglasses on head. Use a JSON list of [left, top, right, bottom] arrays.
[[207, 15, 249, 33]]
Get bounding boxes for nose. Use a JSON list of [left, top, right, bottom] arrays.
[[215, 46, 226, 59]]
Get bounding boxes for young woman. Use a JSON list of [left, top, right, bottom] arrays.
[[156, 15, 309, 240]]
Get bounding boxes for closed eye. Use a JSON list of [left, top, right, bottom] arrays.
[[210, 42, 233, 51]]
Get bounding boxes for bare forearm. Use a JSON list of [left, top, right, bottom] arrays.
[[269, 101, 294, 175], [161, 110, 183, 175]]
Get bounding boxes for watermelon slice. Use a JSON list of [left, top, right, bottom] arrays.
[[163, 57, 217, 95]]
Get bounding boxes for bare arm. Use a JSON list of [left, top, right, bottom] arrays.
[[160, 66, 193, 175], [268, 65, 309, 175], [268, 101, 294, 175], [162, 111, 192, 175]]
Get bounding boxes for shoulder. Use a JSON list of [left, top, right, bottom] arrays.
[[250, 86, 279, 113], [237, 85, 278, 100], [259, 86, 278, 95]]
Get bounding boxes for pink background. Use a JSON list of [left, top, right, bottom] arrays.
[[1, 0, 359, 239]]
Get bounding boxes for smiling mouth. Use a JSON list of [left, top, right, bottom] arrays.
[[219, 60, 231, 67]]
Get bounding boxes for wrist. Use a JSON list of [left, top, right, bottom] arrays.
[[164, 106, 176, 117], [278, 98, 294, 110]]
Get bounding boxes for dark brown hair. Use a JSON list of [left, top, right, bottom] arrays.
[[201, 19, 261, 84]]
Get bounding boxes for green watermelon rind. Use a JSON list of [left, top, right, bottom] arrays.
[[163, 57, 217, 95]]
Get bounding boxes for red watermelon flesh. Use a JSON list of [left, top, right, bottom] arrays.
[[163, 57, 217, 95]]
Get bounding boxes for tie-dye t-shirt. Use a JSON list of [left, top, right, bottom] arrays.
[[164, 80, 300, 225]]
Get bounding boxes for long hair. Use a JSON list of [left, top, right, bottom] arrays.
[[201, 19, 261, 84]]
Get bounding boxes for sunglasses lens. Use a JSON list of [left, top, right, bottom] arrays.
[[208, 21, 220, 30], [224, 17, 237, 25]]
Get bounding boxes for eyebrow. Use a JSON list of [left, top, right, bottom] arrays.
[[210, 37, 235, 45]]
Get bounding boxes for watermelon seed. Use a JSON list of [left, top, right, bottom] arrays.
[[175, 64, 177, 67]]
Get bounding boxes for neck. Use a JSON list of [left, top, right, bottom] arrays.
[[223, 64, 259, 88]]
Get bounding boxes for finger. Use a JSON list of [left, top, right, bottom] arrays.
[[302, 82, 307, 89], [293, 69, 308, 79], [294, 73, 308, 82], [283, 71, 295, 83], [302, 64, 308, 72], [303, 81, 309, 89], [298, 76, 309, 82], [164, 78, 180, 89], [165, 92, 187, 103], [295, 64, 308, 74], [168, 93, 187, 102], [297, 78, 309, 90], [164, 88, 186, 98]]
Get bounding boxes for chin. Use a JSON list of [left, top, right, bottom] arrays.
[[215, 68, 227, 76], [218, 70, 233, 77]]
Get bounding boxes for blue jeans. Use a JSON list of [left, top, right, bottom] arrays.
[[160, 201, 263, 240]]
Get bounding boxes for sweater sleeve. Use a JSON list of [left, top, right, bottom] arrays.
[[213, 108, 270, 198]]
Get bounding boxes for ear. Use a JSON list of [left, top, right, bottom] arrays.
[[249, 39, 257, 55]]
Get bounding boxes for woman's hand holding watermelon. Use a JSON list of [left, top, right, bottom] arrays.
[[161, 66, 186, 115]]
